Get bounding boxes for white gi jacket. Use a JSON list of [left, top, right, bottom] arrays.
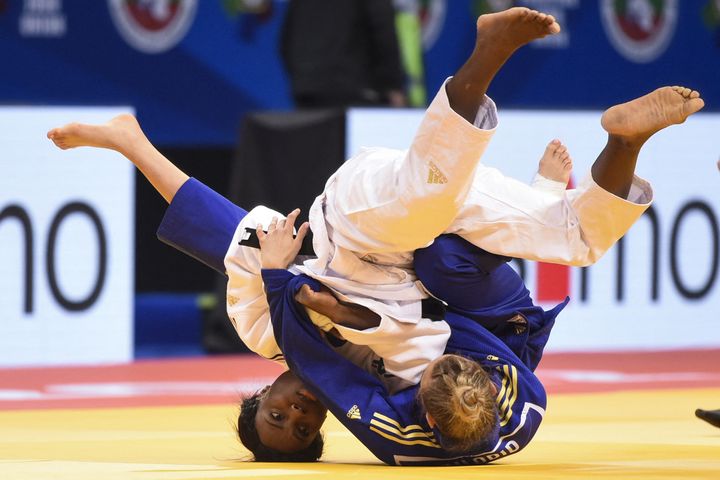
[[225, 80, 652, 387]]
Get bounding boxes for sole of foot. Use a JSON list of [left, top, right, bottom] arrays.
[[47, 114, 141, 151], [601, 86, 705, 139]]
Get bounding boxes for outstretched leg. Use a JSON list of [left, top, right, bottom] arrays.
[[47, 115, 247, 275], [447, 8, 560, 122], [47, 115, 187, 203], [592, 86, 705, 199]]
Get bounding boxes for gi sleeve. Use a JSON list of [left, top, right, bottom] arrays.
[[530, 173, 567, 197], [448, 169, 652, 266], [156, 178, 247, 275]]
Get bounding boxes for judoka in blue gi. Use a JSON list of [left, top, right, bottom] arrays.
[[259, 229, 567, 465]]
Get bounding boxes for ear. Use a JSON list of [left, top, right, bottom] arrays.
[[425, 412, 436, 429], [258, 385, 271, 398]]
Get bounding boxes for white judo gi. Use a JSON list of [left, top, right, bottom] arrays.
[[225, 80, 652, 386]]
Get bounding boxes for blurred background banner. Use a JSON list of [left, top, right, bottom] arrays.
[[0, 107, 134, 366], [348, 107, 720, 351], [1, 0, 718, 361], [0, 0, 717, 147], [0, 0, 290, 146]]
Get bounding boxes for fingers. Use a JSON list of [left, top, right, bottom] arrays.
[[257, 216, 279, 241], [285, 208, 301, 230], [266, 209, 301, 231], [294, 284, 315, 305], [257, 208, 304, 243], [294, 221, 310, 245]]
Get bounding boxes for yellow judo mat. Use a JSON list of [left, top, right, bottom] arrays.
[[2, 387, 719, 480]]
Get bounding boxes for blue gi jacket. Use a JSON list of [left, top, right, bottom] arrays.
[[263, 268, 557, 466]]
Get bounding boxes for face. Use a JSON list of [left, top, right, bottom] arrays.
[[255, 370, 328, 453]]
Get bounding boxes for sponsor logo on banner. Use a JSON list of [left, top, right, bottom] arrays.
[[527, 201, 720, 304], [1, 202, 109, 314], [0, 107, 134, 366], [19, 0, 67, 37], [418, 0, 447, 49], [600, 0, 678, 63], [108, 0, 197, 54]]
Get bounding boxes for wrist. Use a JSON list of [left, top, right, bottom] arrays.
[[261, 261, 288, 270]]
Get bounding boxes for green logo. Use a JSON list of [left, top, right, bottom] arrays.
[[600, 0, 678, 63]]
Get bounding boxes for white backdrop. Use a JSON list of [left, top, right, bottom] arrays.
[[348, 106, 720, 351], [0, 107, 134, 366]]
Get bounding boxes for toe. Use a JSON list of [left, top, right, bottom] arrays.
[[688, 97, 705, 113], [672, 86, 690, 98], [545, 140, 560, 153]]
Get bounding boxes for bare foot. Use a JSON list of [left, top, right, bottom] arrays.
[[601, 86, 705, 141], [446, 8, 560, 122], [47, 114, 145, 154], [475, 7, 560, 53], [538, 139, 572, 185]]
